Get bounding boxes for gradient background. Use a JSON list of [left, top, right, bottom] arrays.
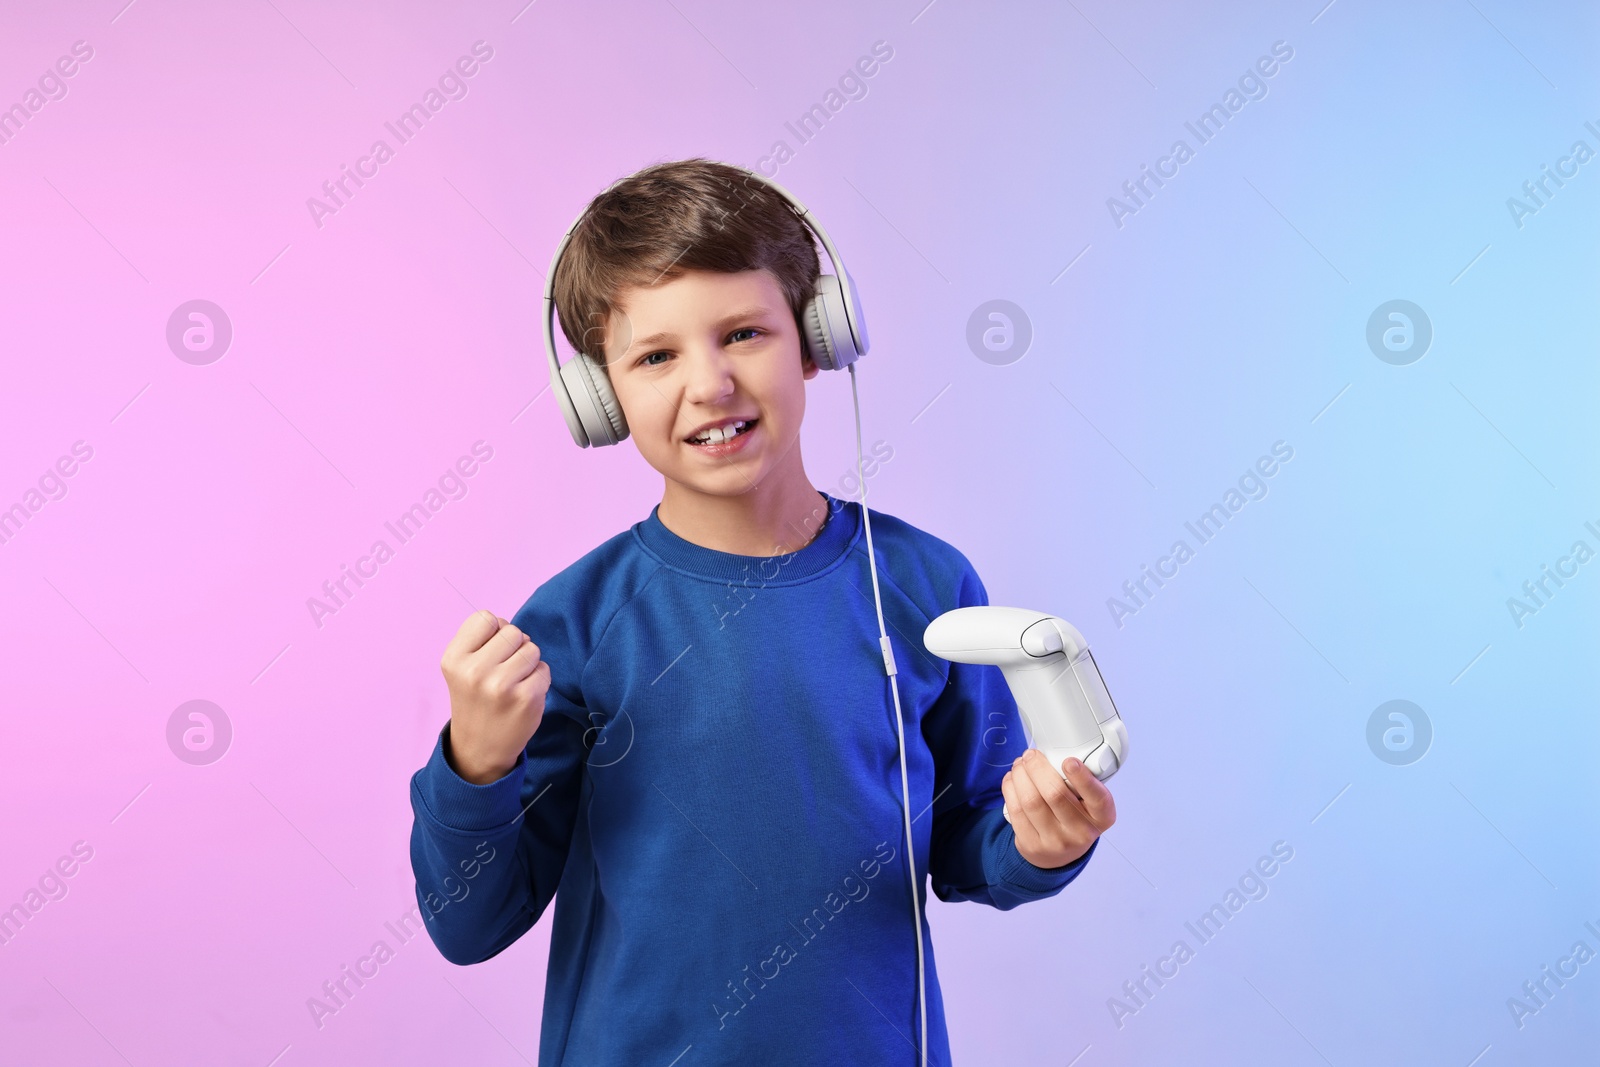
[[2, 0, 1596, 1063]]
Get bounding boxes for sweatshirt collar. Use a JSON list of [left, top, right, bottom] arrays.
[[634, 491, 861, 584]]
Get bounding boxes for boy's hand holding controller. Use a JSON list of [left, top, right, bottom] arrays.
[[924, 605, 1126, 870], [1001, 751, 1116, 868], [440, 609, 551, 785]]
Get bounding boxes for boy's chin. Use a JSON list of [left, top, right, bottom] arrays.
[[662, 469, 764, 498]]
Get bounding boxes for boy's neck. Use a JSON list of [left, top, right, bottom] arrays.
[[655, 457, 830, 557]]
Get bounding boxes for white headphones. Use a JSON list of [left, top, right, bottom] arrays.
[[541, 164, 871, 448]]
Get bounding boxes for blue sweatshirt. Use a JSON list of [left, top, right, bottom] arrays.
[[408, 491, 1096, 1066]]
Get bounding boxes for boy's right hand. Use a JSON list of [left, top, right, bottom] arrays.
[[441, 609, 550, 785]]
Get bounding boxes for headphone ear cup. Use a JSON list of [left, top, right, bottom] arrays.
[[560, 355, 629, 447], [577, 355, 629, 445], [803, 273, 863, 372], [801, 295, 836, 371]]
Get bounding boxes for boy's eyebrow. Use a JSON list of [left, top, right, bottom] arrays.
[[624, 306, 779, 353]]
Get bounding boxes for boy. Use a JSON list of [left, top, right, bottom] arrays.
[[408, 158, 1116, 1066]]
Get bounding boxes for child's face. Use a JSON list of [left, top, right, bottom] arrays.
[[601, 268, 819, 498]]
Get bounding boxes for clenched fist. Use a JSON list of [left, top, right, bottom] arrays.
[[441, 609, 550, 785]]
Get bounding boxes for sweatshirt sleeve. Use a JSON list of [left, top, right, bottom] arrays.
[[921, 560, 1097, 911], [407, 585, 592, 965]]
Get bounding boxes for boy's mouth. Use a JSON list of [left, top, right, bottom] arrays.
[[685, 418, 758, 446]]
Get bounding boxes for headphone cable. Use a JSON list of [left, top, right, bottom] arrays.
[[848, 361, 928, 1067]]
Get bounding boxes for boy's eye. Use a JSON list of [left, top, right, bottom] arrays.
[[637, 328, 762, 367]]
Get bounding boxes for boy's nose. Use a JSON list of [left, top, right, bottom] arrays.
[[680, 346, 737, 405]]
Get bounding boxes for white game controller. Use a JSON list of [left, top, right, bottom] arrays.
[[924, 606, 1127, 822]]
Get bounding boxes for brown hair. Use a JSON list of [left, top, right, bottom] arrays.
[[552, 158, 821, 369]]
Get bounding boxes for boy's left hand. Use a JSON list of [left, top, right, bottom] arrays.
[[1001, 749, 1117, 869]]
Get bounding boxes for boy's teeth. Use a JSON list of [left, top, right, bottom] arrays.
[[691, 420, 748, 444]]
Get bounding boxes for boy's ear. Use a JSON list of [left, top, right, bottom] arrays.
[[802, 351, 821, 380]]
